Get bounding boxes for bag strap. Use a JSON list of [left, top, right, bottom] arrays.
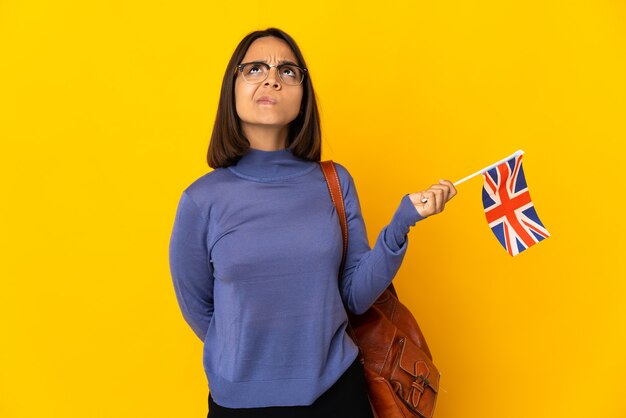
[[319, 161, 348, 276]]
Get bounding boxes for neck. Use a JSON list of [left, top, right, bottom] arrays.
[[242, 124, 289, 151], [227, 147, 316, 182]]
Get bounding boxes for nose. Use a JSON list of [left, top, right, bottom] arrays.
[[264, 66, 281, 89]]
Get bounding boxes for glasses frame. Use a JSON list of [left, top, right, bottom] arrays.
[[235, 61, 308, 86]]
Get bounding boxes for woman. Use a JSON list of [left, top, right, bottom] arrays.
[[169, 28, 456, 417]]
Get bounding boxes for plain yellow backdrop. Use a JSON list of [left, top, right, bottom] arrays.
[[1, 1, 625, 417]]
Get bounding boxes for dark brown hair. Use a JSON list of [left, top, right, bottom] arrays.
[[207, 28, 321, 168]]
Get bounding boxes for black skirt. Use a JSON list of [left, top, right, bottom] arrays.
[[207, 357, 374, 418]]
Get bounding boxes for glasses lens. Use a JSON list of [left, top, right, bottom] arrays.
[[240, 63, 304, 85], [278, 64, 304, 85], [241, 63, 267, 83]]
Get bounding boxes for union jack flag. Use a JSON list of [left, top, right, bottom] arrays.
[[482, 154, 550, 256]]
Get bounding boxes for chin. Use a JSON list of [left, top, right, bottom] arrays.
[[257, 117, 297, 126]]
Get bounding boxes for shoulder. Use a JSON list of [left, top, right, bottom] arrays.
[[179, 168, 232, 207], [328, 161, 358, 198]]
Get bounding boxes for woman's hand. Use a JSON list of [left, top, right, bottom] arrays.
[[408, 179, 457, 218]]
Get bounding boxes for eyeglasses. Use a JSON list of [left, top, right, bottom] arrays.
[[236, 62, 307, 86]]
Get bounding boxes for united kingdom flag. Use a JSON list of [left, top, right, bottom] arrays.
[[482, 153, 550, 256]]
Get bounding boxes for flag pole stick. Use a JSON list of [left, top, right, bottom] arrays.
[[453, 150, 525, 186]]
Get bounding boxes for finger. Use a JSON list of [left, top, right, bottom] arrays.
[[425, 184, 445, 212], [430, 183, 451, 202], [437, 189, 445, 212], [439, 179, 457, 200], [430, 184, 449, 207]]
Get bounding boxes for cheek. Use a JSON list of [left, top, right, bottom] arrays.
[[289, 89, 304, 114], [234, 82, 254, 116]]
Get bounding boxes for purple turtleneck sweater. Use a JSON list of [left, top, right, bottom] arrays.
[[168, 148, 423, 408]]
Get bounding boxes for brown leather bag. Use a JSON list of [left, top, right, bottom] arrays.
[[320, 160, 440, 418]]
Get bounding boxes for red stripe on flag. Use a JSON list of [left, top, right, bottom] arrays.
[[521, 219, 549, 239], [483, 172, 498, 195], [503, 222, 514, 256]]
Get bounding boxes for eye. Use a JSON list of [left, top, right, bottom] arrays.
[[280, 65, 298, 78], [243, 63, 266, 77]]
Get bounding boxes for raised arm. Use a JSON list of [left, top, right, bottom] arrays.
[[335, 164, 456, 314]]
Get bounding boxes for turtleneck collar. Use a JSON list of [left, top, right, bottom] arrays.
[[227, 148, 317, 182]]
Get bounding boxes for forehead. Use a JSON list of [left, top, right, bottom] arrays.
[[241, 37, 298, 63]]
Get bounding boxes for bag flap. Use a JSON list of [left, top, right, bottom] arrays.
[[398, 337, 440, 394]]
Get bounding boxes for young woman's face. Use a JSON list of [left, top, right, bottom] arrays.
[[234, 37, 304, 134]]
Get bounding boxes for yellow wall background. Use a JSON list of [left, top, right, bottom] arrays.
[[2, 1, 625, 417]]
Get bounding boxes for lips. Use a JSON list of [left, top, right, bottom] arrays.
[[256, 96, 277, 105]]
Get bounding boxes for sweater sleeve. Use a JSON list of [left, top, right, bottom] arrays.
[[336, 164, 424, 315], [168, 190, 214, 342]]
